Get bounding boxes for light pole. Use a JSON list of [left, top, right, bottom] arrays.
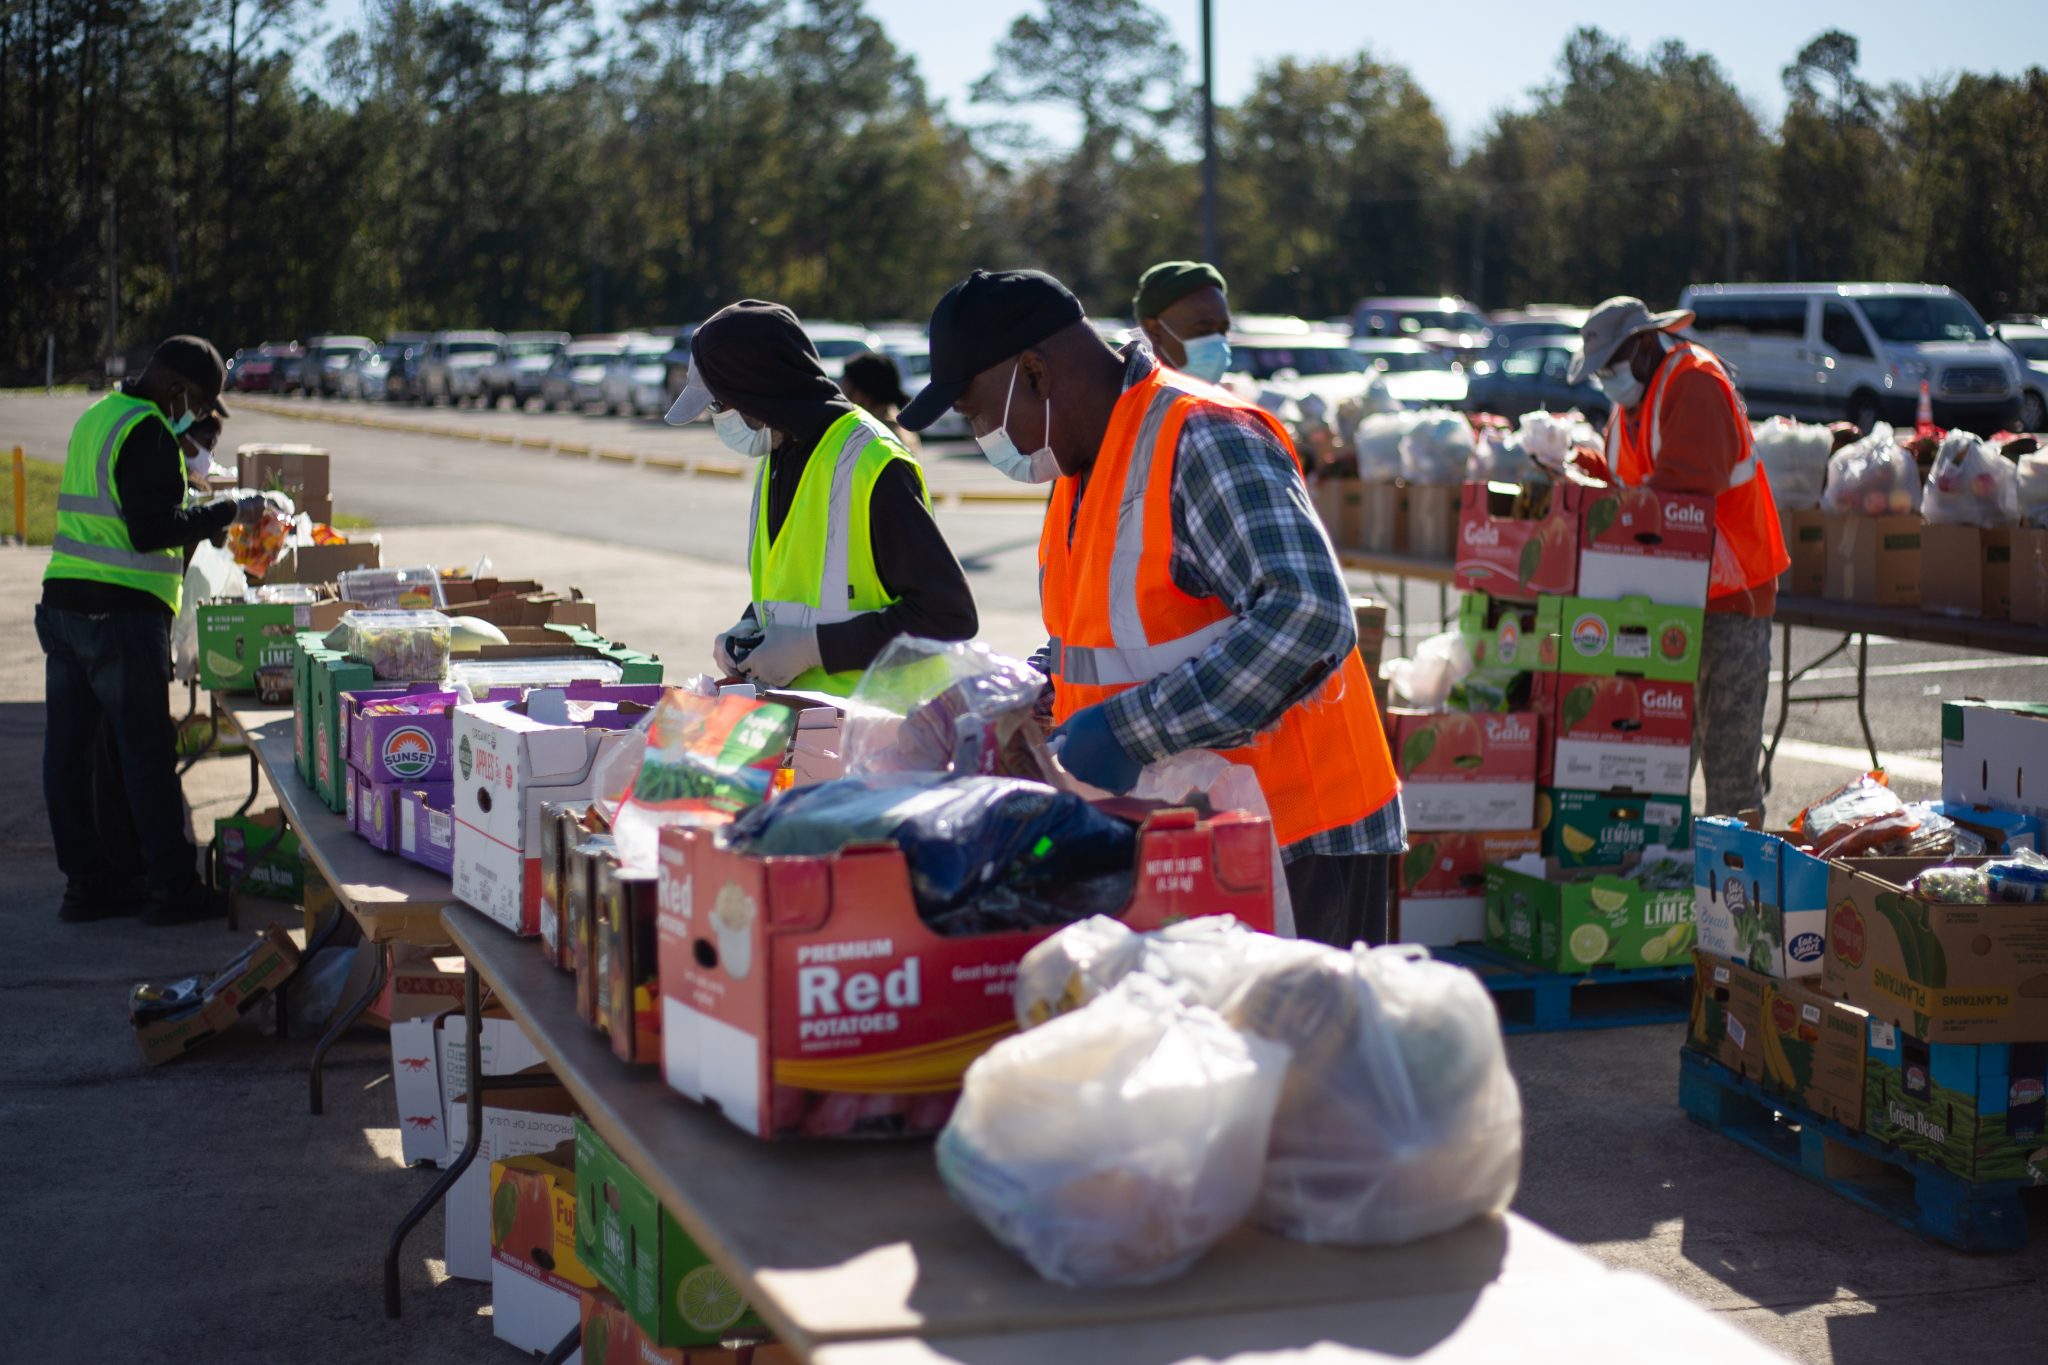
[[1200, 0, 1218, 263]]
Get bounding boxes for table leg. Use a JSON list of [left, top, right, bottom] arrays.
[[1764, 620, 1792, 795], [539, 1322, 582, 1365], [310, 940, 388, 1116], [386, 961, 485, 1320], [1763, 627, 1856, 795], [1855, 631, 1879, 769]]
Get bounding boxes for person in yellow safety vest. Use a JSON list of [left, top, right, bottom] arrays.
[[899, 270, 1405, 948], [1133, 260, 1233, 385], [663, 301, 977, 693], [39, 336, 264, 924]]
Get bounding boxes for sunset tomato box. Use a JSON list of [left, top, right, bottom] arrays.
[[1529, 672, 1695, 796], [1573, 485, 1716, 608], [1534, 593, 1704, 684], [654, 808, 1277, 1141], [1391, 709, 1540, 831], [348, 688, 461, 784], [1395, 829, 1542, 946]]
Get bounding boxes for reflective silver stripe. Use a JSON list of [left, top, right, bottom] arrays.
[[51, 533, 180, 576], [755, 599, 860, 629], [819, 415, 885, 617], [1107, 389, 1179, 648], [57, 493, 111, 514], [64, 405, 156, 518], [1056, 617, 1237, 686]]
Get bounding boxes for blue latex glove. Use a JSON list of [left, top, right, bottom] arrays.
[[1048, 703, 1143, 795]]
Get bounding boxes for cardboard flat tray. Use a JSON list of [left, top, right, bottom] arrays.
[[441, 902, 1650, 1355]]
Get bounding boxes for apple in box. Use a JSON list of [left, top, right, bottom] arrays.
[[1575, 486, 1716, 608], [654, 808, 1276, 1140], [1531, 673, 1695, 796], [1391, 710, 1539, 832]]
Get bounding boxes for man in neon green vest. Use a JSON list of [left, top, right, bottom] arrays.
[[664, 301, 976, 693], [39, 336, 261, 924]]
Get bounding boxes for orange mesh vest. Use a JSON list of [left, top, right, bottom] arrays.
[[1039, 368, 1399, 848], [1604, 342, 1790, 597]]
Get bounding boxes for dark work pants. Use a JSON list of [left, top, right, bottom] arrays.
[[36, 604, 197, 896], [1285, 851, 1394, 949]]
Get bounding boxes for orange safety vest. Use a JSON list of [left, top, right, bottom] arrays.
[[1605, 341, 1790, 598], [1039, 367, 1399, 848]]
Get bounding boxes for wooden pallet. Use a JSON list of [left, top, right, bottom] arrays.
[[1432, 942, 1693, 1033], [1678, 1048, 2035, 1252]]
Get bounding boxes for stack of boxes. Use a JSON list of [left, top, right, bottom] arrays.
[[1392, 477, 1711, 954]]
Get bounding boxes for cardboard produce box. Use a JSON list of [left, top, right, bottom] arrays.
[[1759, 977, 1867, 1130], [452, 695, 654, 936], [398, 785, 457, 876], [1452, 479, 1582, 601], [568, 831, 616, 1025], [237, 444, 331, 525], [389, 1010, 549, 1168], [446, 1075, 579, 1283], [129, 925, 300, 1066], [1822, 856, 2048, 1043], [1360, 480, 1406, 553], [1823, 514, 1921, 606], [1537, 787, 1692, 868], [537, 800, 591, 968], [656, 807, 1278, 1141], [1688, 952, 1769, 1078], [1483, 853, 1696, 972], [215, 810, 303, 902], [1941, 699, 2048, 820], [366, 944, 464, 1028], [1391, 709, 1539, 832], [599, 861, 661, 1065], [574, 1119, 767, 1348], [354, 770, 450, 855], [1777, 505, 1826, 596], [1534, 594, 1703, 684], [1920, 523, 2012, 619], [2009, 526, 2048, 626], [1928, 801, 2040, 855], [349, 688, 460, 785], [1863, 1022, 2047, 1183], [1574, 485, 1716, 607], [1311, 477, 1364, 550], [264, 541, 380, 585], [198, 598, 351, 693], [447, 591, 599, 632], [1530, 672, 1694, 797], [1394, 829, 1541, 947], [1404, 481, 1460, 560], [1353, 597, 1389, 712], [1691, 818, 1830, 979], [1456, 592, 1555, 711], [491, 1140, 599, 1357]]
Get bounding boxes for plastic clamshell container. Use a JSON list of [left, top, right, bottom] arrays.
[[254, 582, 321, 605], [447, 659, 624, 697], [341, 609, 453, 681], [337, 565, 446, 610]]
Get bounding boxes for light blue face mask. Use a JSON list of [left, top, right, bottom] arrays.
[[1165, 326, 1232, 386], [165, 396, 197, 437]]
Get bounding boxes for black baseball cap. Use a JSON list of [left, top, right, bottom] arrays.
[[152, 335, 231, 418], [899, 269, 1084, 432]]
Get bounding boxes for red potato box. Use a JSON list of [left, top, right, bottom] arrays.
[[452, 694, 654, 935], [1453, 480, 1584, 601], [1395, 829, 1543, 946], [1574, 485, 1717, 608], [1391, 710, 1540, 832], [655, 808, 1277, 1140], [1529, 672, 1695, 796]]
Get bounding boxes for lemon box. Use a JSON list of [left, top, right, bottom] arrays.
[[573, 1117, 765, 1348], [1692, 818, 1830, 979], [1863, 1023, 2048, 1183], [1533, 593, 1703, 684], [198, 598, 351, 693], [1538, 787, 1691, 868], [1483, 854, 1695, 971]]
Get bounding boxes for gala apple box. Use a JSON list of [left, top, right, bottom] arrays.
[[1573, 486, 1717, 608], [1530, 673, 1695, 796], [1392, 710, 1540, 832]]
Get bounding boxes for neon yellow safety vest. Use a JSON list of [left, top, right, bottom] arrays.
[[44, 391, 186, 614], [750, 410, 928, 695]]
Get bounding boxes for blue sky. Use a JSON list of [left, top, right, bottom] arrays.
[[316, 0, 2044, 149]]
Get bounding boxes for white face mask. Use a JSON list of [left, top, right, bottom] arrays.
[[186, 444, 214, 481], [713, 404, 774, 458], [975, 363, 1060, 484], [1595, 362, 1646, 409], [1164, 324, 1232, 385]]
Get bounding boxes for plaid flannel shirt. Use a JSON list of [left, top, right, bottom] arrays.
[[1078, 344, 1404, 861]]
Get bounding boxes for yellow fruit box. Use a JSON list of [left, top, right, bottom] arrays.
[[1758, 977, 1867, 1132], [490, 1139, 596, 1293]]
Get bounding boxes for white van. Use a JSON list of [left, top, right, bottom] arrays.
[[1675, 283, 2023, 433]]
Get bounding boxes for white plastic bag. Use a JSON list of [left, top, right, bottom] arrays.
[[1752, 416, 1834, 512], [1923, 432, 2021, 527], [1380, 630, 1475, 711], [1129, 749, 1295, 939], [1515, 410, 1575, 467], [1466, 427, 1524, 484], [172, 540, 248, 684], [2019, 452, 2048, 528], [937, 973, 1290, 1287], [1233, 942, 1522, 1246], [1399, 410, 1475, 485], [1820, 422, 1920, 516], [1354, 411, 1419, 481]]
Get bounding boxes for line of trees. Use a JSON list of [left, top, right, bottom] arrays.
[[4, 0, 2044, 382]]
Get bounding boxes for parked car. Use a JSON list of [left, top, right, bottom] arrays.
[[1678, 282, 2023, 431], [1348, 338, 1470, 409], [1226, 324, 1383, 415], [224, 348, 256, 392], [416, 330, 505, 405], [598, 334, 675, 416], [1485, 316, 1584, 354], [1350, 296, 1493, 362], [541, 335, 627, 411], [1996, 322, 2048, 431], [804, 321, 885, 380], [481, 331, 570, 408], [882, 342, 972, 440], [334, 343, 383, 400], [1463, 334, 1608, 423], [296, 335, 375, 397], [230, 341, 298, 393]]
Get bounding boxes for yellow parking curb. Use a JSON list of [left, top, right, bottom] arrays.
[[556, 441, 591, 457], [595, 448, 639, 465], [954, 488, 1052, 505], [644, 456, 688, 473], [518, 436, 553, 450], [485, 431, 515, 445], [692, 462, 745, 480]]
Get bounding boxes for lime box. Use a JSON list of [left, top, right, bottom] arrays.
[[1484, 853, 1695, 971]]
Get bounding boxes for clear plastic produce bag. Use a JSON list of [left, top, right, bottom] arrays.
[[937, 973, 1291, 1287], [1380, 630, 1475, 711], [1466, 427, 1525, 484], [1923, 432, 2021, 527], [1515, 410, 1575, 468], [842, 638, 1057, 783], [1399, 410, 1476, 485], [1820, 423, 1920, 517], [1752, 416, 1835, 512], [1354, 412, 1419, 482]]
